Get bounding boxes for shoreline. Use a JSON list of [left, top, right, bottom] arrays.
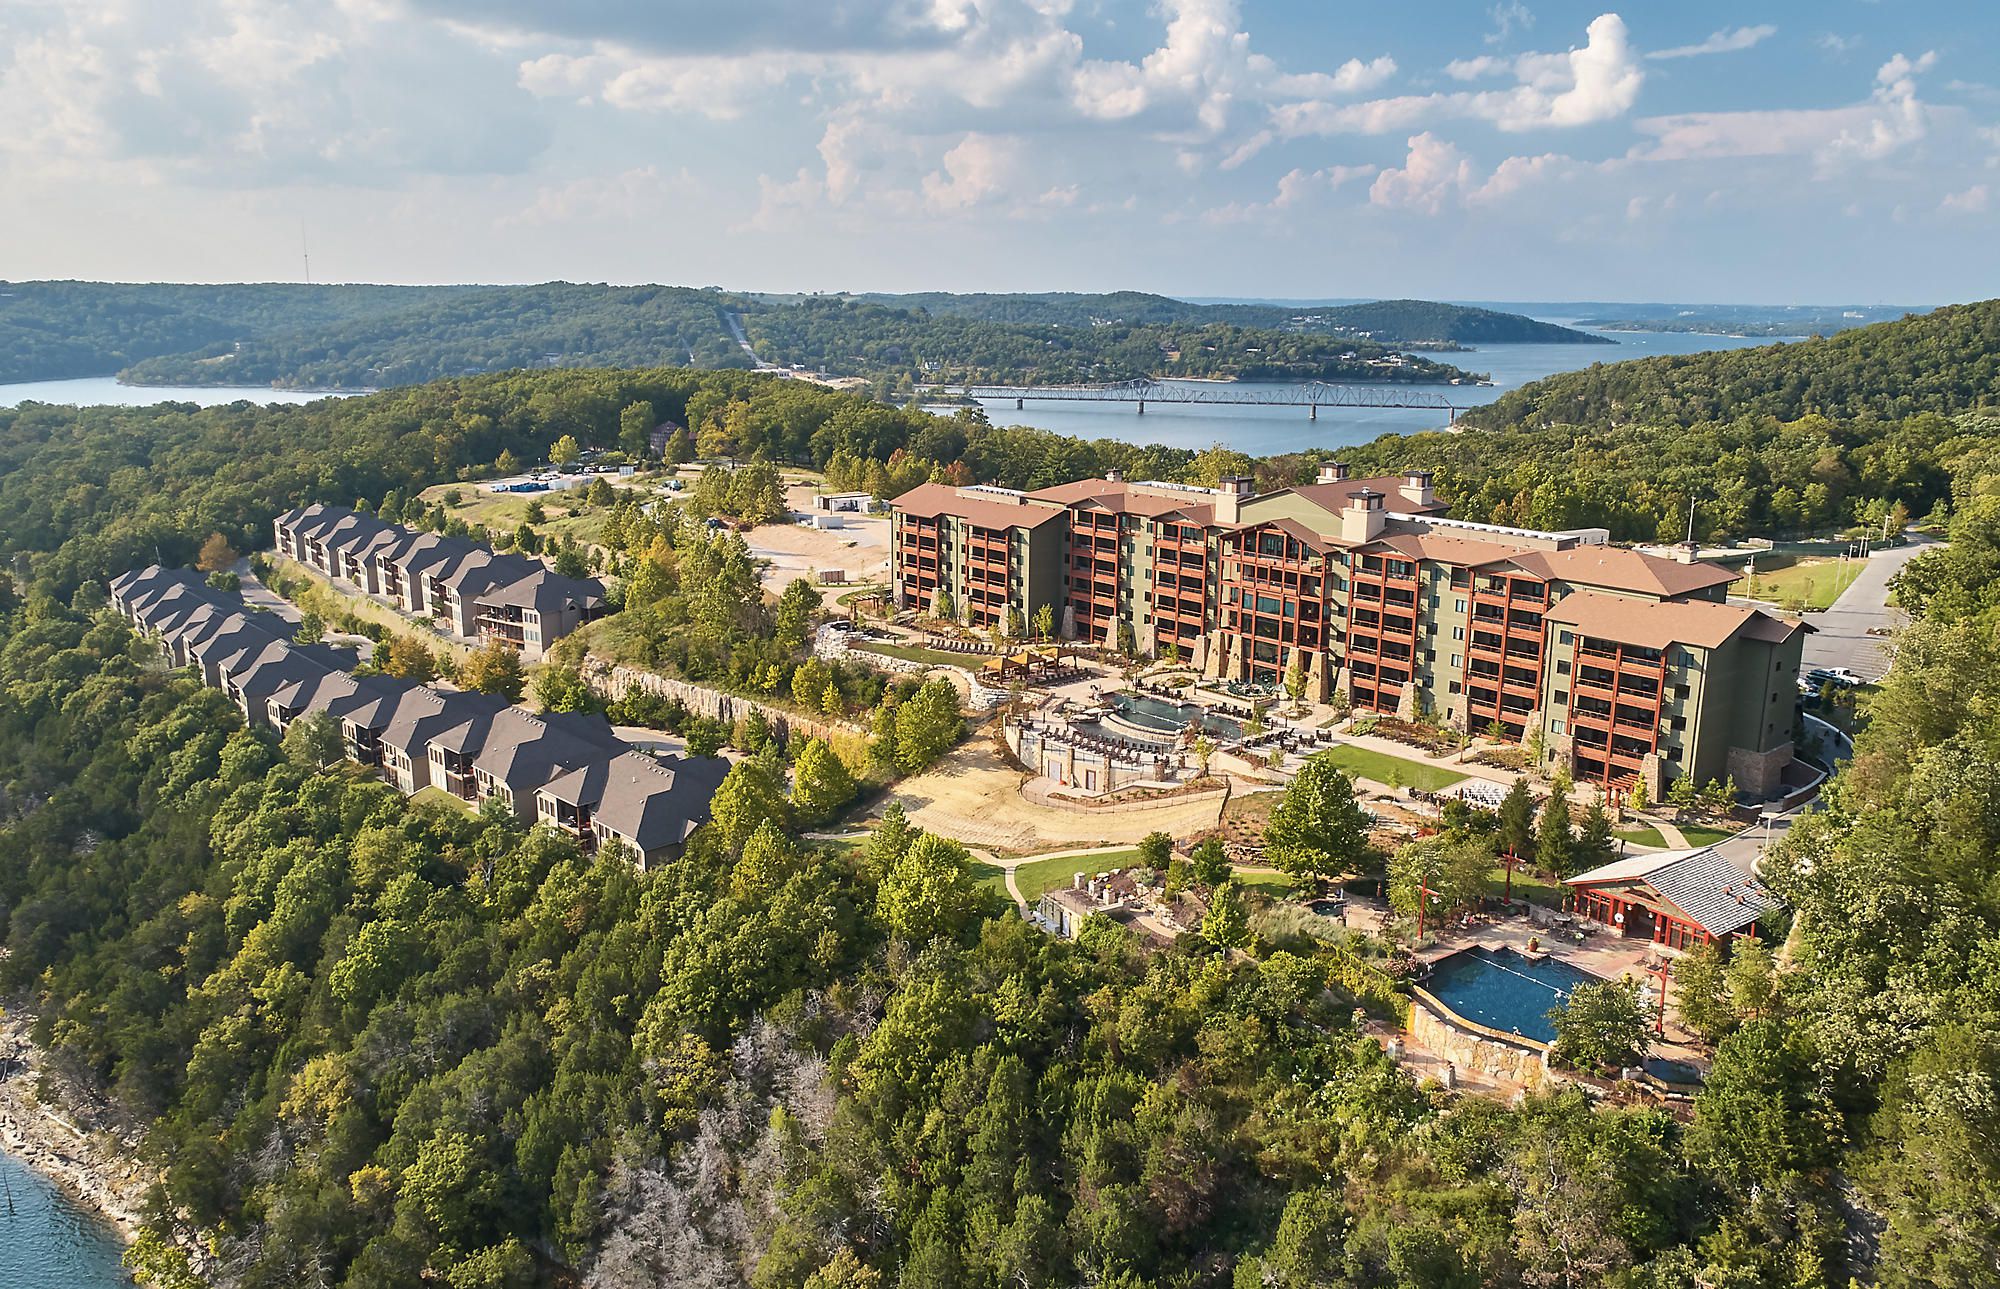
[[0, 1010, 151, 1248]]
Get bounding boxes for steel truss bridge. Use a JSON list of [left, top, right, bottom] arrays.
[[932, 378, 1467, 421]]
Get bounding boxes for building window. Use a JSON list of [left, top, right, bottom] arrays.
[[1452, 626, 1465, 641], [1450, 653, 1463, 667], [1552, 720, 1566, 735], [1555, 659, 1570, 674], [1554, 690, 1568, 705], [1673, 683, 1690, 699], [1558, 630, 1573, 645], [1454, 598, 1466, 613], [1448, 680, 1462, 695]]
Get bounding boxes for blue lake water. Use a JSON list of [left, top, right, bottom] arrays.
[[958, 323, 1793, 455], [0, 376, 354, 408], [0, 1149, 133, 1287]]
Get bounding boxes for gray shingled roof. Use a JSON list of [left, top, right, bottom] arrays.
[[1568, 846, 1782, 937]]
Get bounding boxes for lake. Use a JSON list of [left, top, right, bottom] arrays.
[[953, 323, 1791, 455], [0, 376, 353, 408], [0, 1149, 132, 1287]]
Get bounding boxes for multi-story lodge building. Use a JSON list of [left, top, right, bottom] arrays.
[[889, 465, 1810, 798], [110, 565, 722, 867], [272, 505, 605, 660]]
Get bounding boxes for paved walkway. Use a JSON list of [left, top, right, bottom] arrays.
[[1799, 533, 1934, 681]]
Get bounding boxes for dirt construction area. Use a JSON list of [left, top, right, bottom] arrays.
[[872, 734, 1229, 856], [745, 492, 891, 592]]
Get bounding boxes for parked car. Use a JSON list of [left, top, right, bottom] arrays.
[[1806, 666, 1862, 689]]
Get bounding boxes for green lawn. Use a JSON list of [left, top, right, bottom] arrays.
[[1010, 847, 1145, 903], [1615, 824, 1668, 848], [1320, 744, 1468, 792], [1235, 869, 1296, 892], [974, 862, 1011, 895], [1679, 823, 1739, 847], [1486, 864, 1565, 907], [1735, 556, 1863, 610], [410, 786, 472, 814]]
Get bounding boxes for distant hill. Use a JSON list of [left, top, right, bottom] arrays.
[[853, 291, 1606, 346], [1, 281, 1490, 391], [1459, 301, 2000, 431]]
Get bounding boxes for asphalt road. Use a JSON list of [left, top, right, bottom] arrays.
[[1797, 534, 1935, 682]]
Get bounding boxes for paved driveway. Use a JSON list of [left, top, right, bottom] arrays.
[[1798, 534, 1935, 682]]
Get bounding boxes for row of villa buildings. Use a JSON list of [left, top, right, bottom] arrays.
[[109, 565, 724, 867], [889, 465, 1811, 799], [272, 505, 605, 661]]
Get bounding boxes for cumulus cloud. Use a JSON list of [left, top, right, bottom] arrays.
[[498, 165, 700, 228], [1274, 13, 1643, 138], [1647, 25, 1777, 61], [1201, 162, 1374, 222], [1941, 183, 1990, 214], [921, 133, 1022, 210], [1368, 133, 1575, 213], [1634, 50, 1939, 171], [0, 0, 552, 183]]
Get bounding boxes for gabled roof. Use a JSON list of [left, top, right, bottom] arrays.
[[1027, 478, 1219, 524], [1512, 545, 1737, 598], [1547, 590, 1805, 652], [890, 482, 1069, 530], [1289, 475, 1450, 517], [1567, 846, 1782, 937], [550, 750, 729, 853], [478, 567, 606, 612], [1358, 531, 1529, 568], [1233, 514, 1338, 553]]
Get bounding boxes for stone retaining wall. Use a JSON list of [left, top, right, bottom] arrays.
[[1408, 994, 1552, 1089], [585, 657, 867, 745], [816, 625, 1006, 710]]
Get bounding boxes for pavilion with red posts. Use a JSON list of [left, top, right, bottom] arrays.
[[1563, 847, 1781, 952]]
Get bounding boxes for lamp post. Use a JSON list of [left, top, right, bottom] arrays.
[[1646, 955, 1672, 1038]]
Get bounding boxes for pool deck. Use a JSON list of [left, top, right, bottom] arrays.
[[1367, 904, 1712, 1095]]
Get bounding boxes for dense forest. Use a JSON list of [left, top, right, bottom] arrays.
[[1459, 300, 1998, 431], [2, 307, 1999, 1288], [740, 298, 1476, 389], [849, 292, 1604, 345], [2, 282, 1597, 393]]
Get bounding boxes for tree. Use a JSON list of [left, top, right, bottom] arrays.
[[495, 448, 521, 474], [382, 634, 437, 682], [791, 658, 832, 711], [819, 679, 842, 717], [1861, 1025, 2000, 1289], [1536, 780, 1574, 876], [1702, 777, 1735, 816], [710, 760, 788, 854], [1724, 935, 1777, 1020], [665, 426, 694, 464], [196, 532, 237, 573], [294, 610, 325, 645], [932, 587, 955, 621], [893, 679, 963, 773], [205, 570, 239, 593], [1576, 800, 1616, 869], [1032, 602, 1054, 641], [1672, 938, 1734, 1041], [1137, 830, 1173, 873], [1628, 777, 1649, 813], [553, 541, 589, 580], [459, 638, 526, 700], [1262, 753, 1368, 881], [1284, 656, 1307, 704], [1551, 979, 1651, 1071], [1388, 836, 1493, 929], [532, 665, 597, 713], [282, 711, 344, 771], [877, 832, 989, 944], [619, 400, 655, 458], [1192, 734, 1215, 778], [1667, 772, 1700, 813], [1203, 879, 1251, 948], [790, 737, 856, 826], [550, 434, 582, 467], [1190, 837, 1231, 888]]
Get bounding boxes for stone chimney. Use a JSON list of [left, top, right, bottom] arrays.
[[1317, 461, 1351, 484], [1398, 469, 1435, 509], [1341, 488, 1388, 544], [1212, 474, 1256, 525], [1673, 541, 1699, 565]]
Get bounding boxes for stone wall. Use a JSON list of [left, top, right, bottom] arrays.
[[585, 658, 866, 746], [814, 625, 1006, 711], [1408, 995, 1551, 1089]]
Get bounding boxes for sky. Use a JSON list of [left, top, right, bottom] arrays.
[[1, 1, 1995, 303]]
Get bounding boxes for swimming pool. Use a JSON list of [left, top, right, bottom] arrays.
[[1109, 692, 1243, 741], [1420, 945, 1603, 1046]]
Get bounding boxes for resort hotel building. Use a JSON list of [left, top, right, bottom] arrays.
[[890, 465, 1809, 799]]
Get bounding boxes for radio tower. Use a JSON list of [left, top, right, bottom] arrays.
[[301, 220, 312, 285]]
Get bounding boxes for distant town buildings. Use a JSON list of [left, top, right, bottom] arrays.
[[109, 566, 723, 867], [272, 505, 605, 661], [890, 465, 1810, 799]]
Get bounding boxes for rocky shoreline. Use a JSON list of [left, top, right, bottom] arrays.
[[0, 1009, 152, 1246]]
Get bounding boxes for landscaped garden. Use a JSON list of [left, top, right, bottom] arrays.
[[1319, 743, 1468, 792]]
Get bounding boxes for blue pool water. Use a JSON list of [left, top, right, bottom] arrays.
[[1422, 945, 1603, 1045], [1109, 693, 1242, 741]]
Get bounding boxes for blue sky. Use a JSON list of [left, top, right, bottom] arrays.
[[2, 1, 1994, 302]]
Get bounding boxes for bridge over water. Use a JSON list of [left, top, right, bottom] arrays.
[[932, 378, 1469, 422]]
